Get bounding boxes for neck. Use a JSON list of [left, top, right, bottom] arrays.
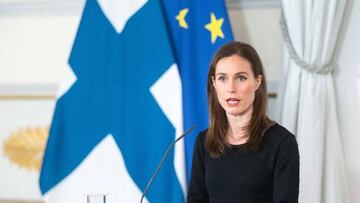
[[226, 106, 253, 142]]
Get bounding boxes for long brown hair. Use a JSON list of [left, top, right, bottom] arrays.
[[206, 41, 274, 158]]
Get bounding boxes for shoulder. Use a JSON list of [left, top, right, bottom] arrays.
[[194, 129, 207, 146], [262, 123, 298, 152], [266, 122, 293, 137], [191, 129, 209, 161], [264, 123, 295, 143]]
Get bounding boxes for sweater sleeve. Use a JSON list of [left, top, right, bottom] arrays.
[[273, 134, 300, 203], [187, 133, 210, 203]]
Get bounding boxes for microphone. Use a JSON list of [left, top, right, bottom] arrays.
[[140, 125, 197, 203]]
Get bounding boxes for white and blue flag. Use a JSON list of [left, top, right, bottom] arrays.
[[39, 0, 186, 202]]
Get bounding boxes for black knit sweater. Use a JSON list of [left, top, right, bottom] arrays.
[[187, 123, 299, 203]]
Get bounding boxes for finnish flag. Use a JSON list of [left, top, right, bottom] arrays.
[[39, 0, 186, 202]]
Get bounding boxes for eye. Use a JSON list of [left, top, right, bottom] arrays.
[[237, 75, 247, 81], [218, 76, 226, 81]]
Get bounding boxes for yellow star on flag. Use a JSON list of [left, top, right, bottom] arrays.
[[176, 8, 189, 29], [205, 13, 224, 44]]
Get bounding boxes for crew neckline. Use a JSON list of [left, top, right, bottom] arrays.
[[228, 122, 278, 148]]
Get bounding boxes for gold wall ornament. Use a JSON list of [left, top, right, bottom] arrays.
[[3, 126, 49, 171]]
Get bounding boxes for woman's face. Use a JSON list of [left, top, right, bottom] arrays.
[[212, 55, 262, 116]]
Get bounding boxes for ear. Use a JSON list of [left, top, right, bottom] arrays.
[[255, 74, 263, 90], [212, 76, 216, 89]]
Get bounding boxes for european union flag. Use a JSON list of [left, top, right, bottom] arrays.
[[160, 0, 234, 181], [40, 0, 186, 202]]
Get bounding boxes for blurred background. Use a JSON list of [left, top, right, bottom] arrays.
[[1, 0, 359, 202]]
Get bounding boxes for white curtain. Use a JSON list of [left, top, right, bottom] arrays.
[[277, 0, 350, 202]]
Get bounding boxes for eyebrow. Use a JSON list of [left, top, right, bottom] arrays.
[[215, 72, 249, 76]]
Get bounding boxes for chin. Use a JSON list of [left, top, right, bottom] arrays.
[[224, 108, 245, 116]]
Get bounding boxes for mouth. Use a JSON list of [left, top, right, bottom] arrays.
[[226, 98, 240, 105]]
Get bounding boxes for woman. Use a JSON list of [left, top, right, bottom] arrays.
[[187, 42, 299, 203]]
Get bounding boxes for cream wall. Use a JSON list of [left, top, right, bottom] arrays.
[[0, 2, 83, 203], [0, 16, 79, 85]]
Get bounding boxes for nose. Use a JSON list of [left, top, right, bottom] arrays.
[[227, 79, 236, 93]]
